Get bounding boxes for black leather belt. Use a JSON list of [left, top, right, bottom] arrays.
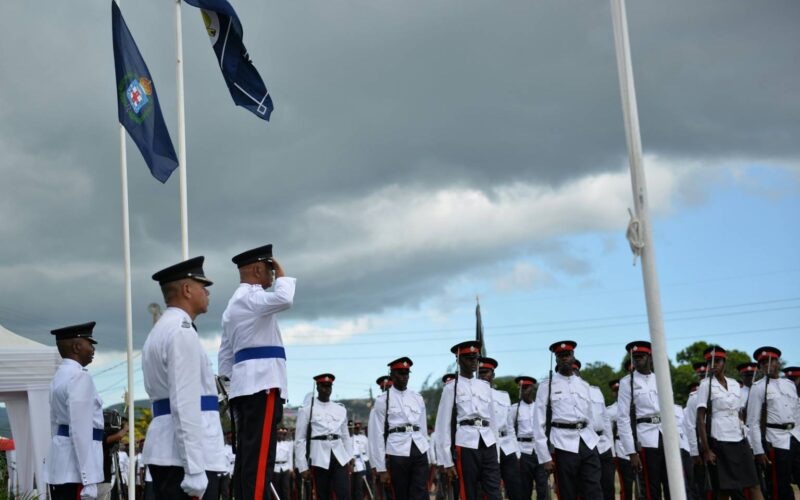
[[388, 424, 420, 434], [275, 460, 288, 464], [637, 416, 661, 424], [596, 430, 604, 436], [311, 434, 340, 441], [551, 421, 589, 430], [459, 418, 490, 427], [517, 437, 534, 442], [766, 423, 795, 430]]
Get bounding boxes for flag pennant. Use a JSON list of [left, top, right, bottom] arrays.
[[112, 1, 179, 183], [184, 0, 274, 121]]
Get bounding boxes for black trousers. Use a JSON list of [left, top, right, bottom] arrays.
[[616, 457, 634, 500], [148, 465, 221, 499], [520, 451, 550, 500], [552, 440, 602, 500], [351, 470, 367, 500], [272, 470, 292, 500], [50, 483, 83, 500], [599, 449, 615, 500], [386, 442, 430, 500], [454, 439, 501, 500], [498, 450, 525, 500], [311, 455, 350, 500], [232, 389, 284, 500], [767, 436, 800, 500]]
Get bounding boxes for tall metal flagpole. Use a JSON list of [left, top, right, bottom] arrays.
[[175, 0, 189, 259], [609, 0, 686, 497]]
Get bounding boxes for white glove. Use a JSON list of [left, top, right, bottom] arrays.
[[181, 471, 208, 498], [80, 483, 98, 500]]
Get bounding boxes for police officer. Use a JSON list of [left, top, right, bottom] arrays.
[[476, 357, 524, 500], [370, 375, 393, 500], [696, 346, 763, 499], [295, 374, 353, 500], [47, 322, 104, 500], [607, 379, 634, 500], [533, 341, 602, 500], [369, 357, 429, 500], [432, 373, 457, 500], [218, 244, 296, 500], [684, 362, 708, 500], [782, 366, 800, 396], [434, 341, 501, 500], [737, 362, 758, 414], [617, 340, 670, 500], [350, 421, 370, 500], [141, 257, 227, 499], [747, 346, 800, 500], [510, 376, 549, 500], [273, 428, 294, 500]]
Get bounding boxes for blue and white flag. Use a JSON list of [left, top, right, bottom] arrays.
[[112, 1, 179, 183], [184, 0, 274, 121]]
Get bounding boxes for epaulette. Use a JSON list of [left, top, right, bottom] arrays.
[[180, 317, 192, 329]]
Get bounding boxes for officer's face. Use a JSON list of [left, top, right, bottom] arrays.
[[520, 384, 535, 403], [391, 369, 410, 391], [76, 338, 95, 367], [259, 262, 274, 289], [742, 373, 754, 387], [555, 351, 575, 374], [708, 357, 725, 376], [632, 353, 650, 372], [459, 354, 479, 376], [317, 382, 332, 401], [190, 280, 210, 314], [478, 369, 494, 383], [759, 358, 779, 377]]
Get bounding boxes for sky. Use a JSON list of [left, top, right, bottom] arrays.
[[1, 0, 798, 408]]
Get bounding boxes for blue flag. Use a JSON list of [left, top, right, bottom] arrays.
[[112, 1, 178, 183], [184, 0, 274, 121]]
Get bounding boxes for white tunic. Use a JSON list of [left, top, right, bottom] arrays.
[[684, 392, 700, 457], [368, 386, 429, 472], [509, 401, 537, 457], [352, 434, 369, 472], [141, 307, 227, 474], [274, 441, 294, 472], [589, 386, 613, 455], [607, 401, 627, 461], [492, 388, 520, 457], [294, 399, 353, 472], [696, 377, 746, 442], [218, 278, 296, 399], [532, 373, 598, 463], [47, 359, 104, 485], [434, 376, 497, 468], [617, 371, 662, 456], [673, 404, 691, 452], [746, 376, 800, 454]]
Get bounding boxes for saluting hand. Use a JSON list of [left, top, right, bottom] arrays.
[[270, 258, 285, 279]]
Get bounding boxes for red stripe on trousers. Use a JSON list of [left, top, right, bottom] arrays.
[[76, 485, 83, 500], [255, 390, 277, 499], [456, 446, 467, 500], [640, 450, 653, 500]]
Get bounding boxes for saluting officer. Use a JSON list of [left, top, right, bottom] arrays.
[[510, 376, 549, 500], [477, 357, 524, 500], [607, 379, 634, 500], [617, 340, 670, 500], [295, 374, 353, 500], [142, 257, 227, 499], [574, 359, 615, 500], [695, 345, 763, 499], [218, 244, 296, 500], [47, 322, 104, 500], [434, 341, 501, 500], [532, 341, 602, 500], [746, 346, 800, 500], [369, 357, 430, 500]]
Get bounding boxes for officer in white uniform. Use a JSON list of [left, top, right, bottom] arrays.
[[47, 322, 104, 500], [477, 357, 524, 500], [607, 379, 634, 500], [369, 357, 430, 500], [218, 244, 296, 500], [574, 359, 615, 500], [272, 428, 294, 500], [747, 346, 800, 500], [295, 374, 353, 500], [617, 340, 674, 500], [350, 421, 371, 500], [142, 256, 227, 499], [510, 376, 549, 500], [434, 341, 501, 500], [532, 340, 601, 500], [737, 362, 758, 414]]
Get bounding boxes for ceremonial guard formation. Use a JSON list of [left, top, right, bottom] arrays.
[[42, 254, 799, 500]]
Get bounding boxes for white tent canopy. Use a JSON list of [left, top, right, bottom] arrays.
[[0, 323, 61, 493]]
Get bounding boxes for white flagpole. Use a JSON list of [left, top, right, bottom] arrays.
[[175, 0, 189, 259], [609, 0, 686, 497]]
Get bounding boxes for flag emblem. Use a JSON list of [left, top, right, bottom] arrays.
[[125, 78, 152, 115]]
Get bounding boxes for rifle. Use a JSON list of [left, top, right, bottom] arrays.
[[215, 375, 236, 500], [702, 351, 715, 492], [759, 358, 773, 497], [382, 371, 391, 487], [629, 353, 647, 500], [450, 357, 460, 469], [545, 352, 553, 453], [305, 383, 315, 499]]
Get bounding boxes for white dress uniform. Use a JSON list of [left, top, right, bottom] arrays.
[[606, 402, 626, 460], [746, 376, 800, 455], [696, 377, 747, 444], [493, 388, 520, 458], [141, 307, 227, 474], [368, 386, 429, 472], [433, 375, 497, 468], [294, 399, 353, 472], [218, 278, 296, 399], [47, 359, 104, 487], [509, 401, 537, 456], [118, 451, 129, 484], [683, 391, 700, 458], [274, 441, 294, 473], [589, 386, 613, 455], [352, 434, 370, 472], [673, 404, 691, 453], [616, 371, 663, 456], [532, 372, 599, 464]]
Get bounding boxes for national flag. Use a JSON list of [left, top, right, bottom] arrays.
[[112, 1, 179, 183], [476, 298, 486, 357], [184, 0, 274, 121]]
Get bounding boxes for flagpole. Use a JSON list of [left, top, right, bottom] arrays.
[[609, 0, 686, 497], [175, 0, 189, 259]]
